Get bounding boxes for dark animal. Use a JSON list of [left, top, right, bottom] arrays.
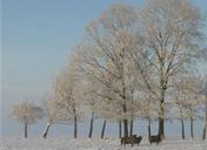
[[134, 136, 142, 145], [121, 135, 137, 147], [149, 134, 161, 145]]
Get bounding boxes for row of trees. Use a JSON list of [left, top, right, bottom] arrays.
[[11, 0, 207, 140]]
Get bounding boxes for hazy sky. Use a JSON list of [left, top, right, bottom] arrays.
[[2, 0, 207, 137]]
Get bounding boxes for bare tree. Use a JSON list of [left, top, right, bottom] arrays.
[[171, 75, 202, 139], [42, 94, 63, 139], [78, 78, 104, 138], [42, 96, 55, 139], [185, 77, 203, 140], [136, 0, 206, 138], [99, 98, 123, 139], [11, 101, 44, 138], [52, 54, 83, 138], [58, 0, 206, 139], [174, 86, 189, 140], [78, 3, 143, 137]]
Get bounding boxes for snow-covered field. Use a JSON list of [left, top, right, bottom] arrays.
[[1, 137, 207, 150]]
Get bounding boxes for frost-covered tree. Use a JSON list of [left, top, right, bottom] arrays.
[[76, 3, 142, 137], [171, 75, 202, 139], [136, 0, 206, 138], [52, 54, 83, 138], [11, 101, 44, 138], [173, 85, 190, 140], [56, 0, 206, 139], [184, 77, 202, 140], [42, 94, 64, 139], [42, 96, 54, 139], [77, 77, 104, 138]]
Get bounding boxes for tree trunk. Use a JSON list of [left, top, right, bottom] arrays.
[[130, 89, 134, 137], [24, 123, 28, 139], [42, 122, 52, 139], [148, 118, 151, 138], [190, 116, 194, 139], [119, 120, 122, 138], [203, 84, 207, 140], [72, 104, 78, 139], [123, 119, 128, 137], [158, 88, 165, 138], [147, 98, 151, 139], [158, 117, 164, 137], [74, 115, 77, 139], [101, 120, 106, 139], [88, 112, 94, 138], [121, 52, 128, 138], [181, 118, 185, 140], [130, 117, 133, 136], [202, 119, 206, 140], [123, 102, 128, 137]]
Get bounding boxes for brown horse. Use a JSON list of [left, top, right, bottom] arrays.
[[149, 134, 162, 145], [121, 135, 137, 147], [134, 136, 142, 145]]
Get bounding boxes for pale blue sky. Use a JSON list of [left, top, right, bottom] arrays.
[[2, 0, 207, 137]]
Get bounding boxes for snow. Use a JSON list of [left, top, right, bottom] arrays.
[[1, 137, 207, 150]]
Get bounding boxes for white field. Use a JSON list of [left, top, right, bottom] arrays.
[[1, 137, 207, 150]]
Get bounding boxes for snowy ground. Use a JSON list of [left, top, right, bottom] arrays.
[[1, 137, 207, 150]]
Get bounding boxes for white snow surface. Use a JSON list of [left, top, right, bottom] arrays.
[[1, 137, 207, 150]]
